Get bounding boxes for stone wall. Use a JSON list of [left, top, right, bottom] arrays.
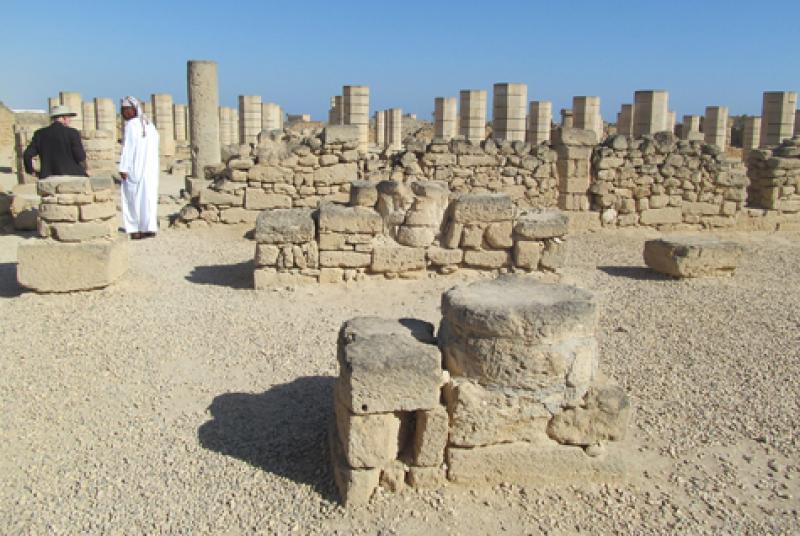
[[590, 132, 749, 228], [746, 136, 800, 213], [252, 190, 569, 286]]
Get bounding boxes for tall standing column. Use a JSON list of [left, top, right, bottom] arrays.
[[375, 110, 385, 148], [572, 96, 602, 140], [666, 111, 676, 134], [262, 102, 283, 131], [459, 89, 486, 143], [633, 90, 669, 137], [81, 101, 96, 131], [760, 91, 798, 147], [173, 104, 187, 142], [560, 109, 573, 128], [219, 107, 232, 146], [616, 104, 633, 136], [526, 101, 552, 144], [343, 85, 369, 151], [94, 98, 115, 134], [742, 117, 761, 153], [704, 106, 728, 150], [682, 115, 701, 140], [239, 95, 262, 145], [493, 83, 527, 142], [385, 108, 402, 151], [434, 97, 457, 141], [59, 91, 83, 130], [187, 60, 220, 178], [152, 94, 176, 158]]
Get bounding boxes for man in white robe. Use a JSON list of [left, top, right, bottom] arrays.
[[118, 96, 160, 239]]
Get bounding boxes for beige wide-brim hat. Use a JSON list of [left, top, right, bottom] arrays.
[[50, 104, 77, 118]]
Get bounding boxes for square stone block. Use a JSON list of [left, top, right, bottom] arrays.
[[643, 236, 744, 277]]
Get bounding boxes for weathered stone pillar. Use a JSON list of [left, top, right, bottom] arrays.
[[173, 104, 187, 142], [492, 83, 527, 142], [633, 90, 668, 137], [262, 102, 283, 131], [239, 95, 262, 145], [375, 110, 385, 148], [666, 111, 676, 133], [81, 102, 96, 131], [94, 98, 115, 135], [742, 117, 761, 154], [143, 101, 154, 121], [328, 95, 343, 125], [59, 91, 83, 130], [81, 130, 116, 176], [682, 115, 702, 140], [187, 60, 221, 178], [17, 176, 128, 292], [560, 108, 573, 128], [385, 108, 402, 152], [152, 94, 176, 159], [526, 101, 552, 144], [434, 97, 457, 141], [218, 107, 233, 146], [459, 89, 486, 143], [47, 97, 59, 113], [616, 104, 633, 137], [553, 128, 596, 211], [760, 91, 797, 147], [14, 127, 36, 184], [343, 85, 369, 152], [573, 96, 603, 140], [704, 106, 728, 150]]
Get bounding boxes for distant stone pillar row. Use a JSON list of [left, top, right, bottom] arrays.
[[616, 104, 633, 137], [434, 97, 457, 141], [682, 115, 701, 140], [459, 89, 486, 143], [59, 91, 83, 130], [81, 102, 96, 131], [760, 91, 797, 147], [173, 104, 187, 142], [527, 101, 552, 145], [262, 102, 283, 131], [742, 117, 761, 153], [343, 85, 369, 152], [152, 94, 176, 156], [94, 98, 116, 135], [375, 110, 385, 148], [572, 96, 602, 140], [633, 90, 669, 138], [239, 95, 262, 145], [219, 107, 234, 146], [385, 108, 402, 151], [187, 59, 221, 179], [704, 106, 728, 151], [493, 83, 527, 142]]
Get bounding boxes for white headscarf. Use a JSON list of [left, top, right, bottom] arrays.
[[121, 96, 151, 138]]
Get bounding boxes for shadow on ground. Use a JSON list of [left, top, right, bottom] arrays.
[[198, 376, 337, 502], [0, 262, 23, 298], [598, 265, 671, 281], [185, 260, 254, 289]]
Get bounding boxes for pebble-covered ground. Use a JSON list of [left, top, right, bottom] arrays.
[[1, 224, 798, 535]]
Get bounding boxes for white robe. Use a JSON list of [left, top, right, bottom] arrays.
[[119, 119, 160, 233]]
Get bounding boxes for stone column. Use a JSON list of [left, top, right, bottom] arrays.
[[81, 130, 116, 176], [633, 90, 669, 137], [760, 91, 798, 147], [81, 102, 96, 131], [553, 128, 596, 211], [14, 127, 36, 184], [328, 95, 343, 125], [434, 97, 457, 141], [173, 104, 187, 142], [152, 94, 176, 159], [375, 110, 385, 148], [742, 117, 761, 153], [343, 85, 369, 151], [187, 60, 220, 178], [572, 96, 603, 140], [682, 115, 702, 140], [704, 106, 728, 150], [526, 101, 552, 145], [218, 107, 233, 146], [459, 89, 486, 143], [262, 102, 283, 131], [94, 98, 116, 135], [47, 97, 59, 113], [492, 83, 527, 142], [385, 108, 402, 151], [666, 111, 676, 134], [239, 95, 262, 145], [59, 91, 83, 130], [560, 109, 573, 128], [143, 101, 154, 121], [616, 104, 633, 137]]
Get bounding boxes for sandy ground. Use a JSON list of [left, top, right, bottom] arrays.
[[1, 224, 799, 535]]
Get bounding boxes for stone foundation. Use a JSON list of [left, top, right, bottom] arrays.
[[329, 276, 631, 505]]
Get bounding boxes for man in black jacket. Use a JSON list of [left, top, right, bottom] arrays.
[[23, 105, 88, 178]]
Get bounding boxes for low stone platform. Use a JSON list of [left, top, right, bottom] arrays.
[[643, 236, 744, 278], [17, 234, 129, 292]]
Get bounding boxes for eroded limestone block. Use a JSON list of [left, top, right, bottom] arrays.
[[350, 181, 379, 207], [513, 241, 544, 270], [335, 400, 401, 468], [371, 245, 426, 273], [319, 203, 382, 234], [450, 194, 514, 223], [514, 209, 569, 240], [643, 236, 743, 277], [407, 466, 447, 489], [254, 208, 315, 244], [17, 235, 128, 292], [412, 406, 448, 467], [329, 424, 380, 506], [547, 383, 631, 446]]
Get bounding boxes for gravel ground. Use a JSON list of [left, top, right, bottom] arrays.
[[1, 224, 798, 535]]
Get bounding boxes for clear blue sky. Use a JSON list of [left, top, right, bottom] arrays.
[[2, 0, 798, 121]]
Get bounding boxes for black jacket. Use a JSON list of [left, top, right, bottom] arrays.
[[23, 121, 88, 178]]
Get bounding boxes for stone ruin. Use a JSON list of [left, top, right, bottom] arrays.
[[330, 275, 631, 505], [251, 188, 569, 286], [746, 136, 800, 214]]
